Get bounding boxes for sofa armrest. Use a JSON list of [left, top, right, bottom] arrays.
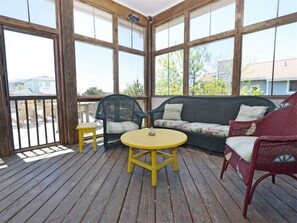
[[95, 112, 106, 121], [134, 110, 147, 119], [251, 135, 297, 172], [147, 108, 164, 126], [229, 102, 297, 137], [228, 119, 262, 137], [147, 107, 164, 115], [132, 111, 147, 128]]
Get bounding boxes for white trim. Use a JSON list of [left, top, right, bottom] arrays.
[[287, 80, 297, 94], [266, 80, 269, 95]]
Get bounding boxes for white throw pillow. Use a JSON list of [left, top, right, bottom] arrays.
[[235, 104, 268, 121], [162, 104, 183, 120]]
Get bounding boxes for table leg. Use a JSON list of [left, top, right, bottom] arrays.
[[151, 150, 157, 186], [172, 147, 178, 172], [78, 130, 83, 153], [128, 147, 134, 173], [92, 129, 96, 152]]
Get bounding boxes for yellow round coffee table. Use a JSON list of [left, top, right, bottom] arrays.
[[120, 128, 187, 186]]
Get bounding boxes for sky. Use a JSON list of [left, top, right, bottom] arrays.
[[1, 0, 297, 95], [4, 30, 55, 80], [0, 0, 56, 28], [75, 41, 114, 94]]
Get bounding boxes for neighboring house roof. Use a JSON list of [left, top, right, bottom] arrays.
[[10, 88, 34, 96], [201, 72, 217, 81], [10, 75, 55, 84], [24, 75, 55, 82], [241, 58, 297, 81], [9, 78, 27, 83]]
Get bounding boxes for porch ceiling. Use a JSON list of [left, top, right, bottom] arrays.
[[112, 0, 185, 16]]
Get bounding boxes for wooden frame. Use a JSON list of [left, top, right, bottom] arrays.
[[0, 0, 64, 155], [151, 0, 297, 97], [0, 26, 14, 157], [0, 0, 296, 156]]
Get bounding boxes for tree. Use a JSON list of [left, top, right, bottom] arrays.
[[240, 81, 264, 96], [189, 46, 211, 95], [155, 45, 233, 96], [192, 79, 229, 95], [82, 87, 105, 96], [155, 51, 183, 95], [122, 79, 144, 96], [240, 62, 263, 95]]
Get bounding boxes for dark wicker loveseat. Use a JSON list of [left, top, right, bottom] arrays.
[[148, 96, 276, 154]]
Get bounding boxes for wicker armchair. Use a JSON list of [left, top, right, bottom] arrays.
[[95, 94, 147, 149], [220, 92, 297, 218]]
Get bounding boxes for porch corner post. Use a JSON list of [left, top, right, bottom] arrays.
[[59, 0, 78, 145], [0, 26, 14, 157]]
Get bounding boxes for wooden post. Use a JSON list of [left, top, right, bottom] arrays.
[[0, 27, 14, 157], [59, 0, 78, 144], [113, 14, 119, 94], [147, 16, 152, 123], [232, 0, 244, 96], [183, 12, 190, 96]]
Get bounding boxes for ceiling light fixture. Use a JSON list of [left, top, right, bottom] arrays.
[[128, 13, 139, 24], [128, 13, 139, 49]]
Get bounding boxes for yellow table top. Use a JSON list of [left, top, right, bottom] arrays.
[[76, 122, 97, 129], [120, 128, 187, 150]]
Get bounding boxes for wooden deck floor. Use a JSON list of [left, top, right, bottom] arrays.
[[0, 142, 296, 223]]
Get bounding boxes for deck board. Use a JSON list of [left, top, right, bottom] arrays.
[[208, 152, 291, 222], [206, 153, 269, 223], [0, 146, 84, 222], [82, 148, 128, 222], [43, 148, 115, 223], [155, 155, 174, 223], [0, 147, 73, 194], [99, 153, 132, 223], [62, 148, 123, 223], [118, 154, 145, 223], [0, 143, 296, 223], [189, 149, 249, 222], [0, 147, 71, 187], [137, 155, 156, 223], [177, 149, 212, 222], [15, 145, 105, 223], [179, 149, 230, 222], [166, 155, 193, 223]]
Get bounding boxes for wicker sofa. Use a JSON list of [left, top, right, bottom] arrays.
[[148, 96, 276, 154]]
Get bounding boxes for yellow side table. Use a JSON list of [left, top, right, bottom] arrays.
[[76, 122, 97, 153]]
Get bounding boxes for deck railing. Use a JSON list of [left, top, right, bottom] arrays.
[[10, 95, 59, 150], [9, 96, 146, 150]]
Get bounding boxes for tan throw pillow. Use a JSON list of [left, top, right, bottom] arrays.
[[235, 104, 268, 121], [162, 104, 183, 120]]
